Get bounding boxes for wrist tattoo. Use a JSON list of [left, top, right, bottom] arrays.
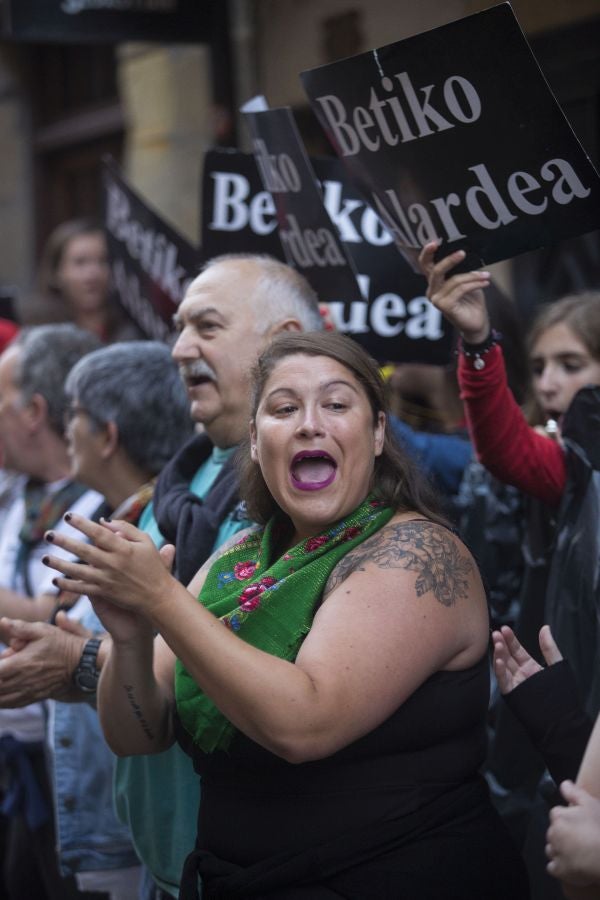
[[123, 684, 155, 741]]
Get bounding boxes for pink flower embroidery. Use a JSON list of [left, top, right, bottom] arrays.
[[234, 561, 257, 580], [305, 535, 328, 552], [260, 576, 277, 588], [239, 595, 262, 612], [342, 526, 361, 541], [237, 575, 277, 611]]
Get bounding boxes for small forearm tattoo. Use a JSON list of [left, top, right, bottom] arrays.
[[325, 521, 473, 607], [123, 684, 155, 741]]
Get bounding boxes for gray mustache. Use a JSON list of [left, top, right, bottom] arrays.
[[179, 361, 217, 382]]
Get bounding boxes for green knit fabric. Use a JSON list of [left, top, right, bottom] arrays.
[[175, 495, 393, 753]]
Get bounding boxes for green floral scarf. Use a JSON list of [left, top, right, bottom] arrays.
[[175, 495, 393, 753]]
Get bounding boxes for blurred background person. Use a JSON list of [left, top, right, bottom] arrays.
[[29, 218, 141, 343]]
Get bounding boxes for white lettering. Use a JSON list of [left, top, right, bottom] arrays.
[[327, 300, 369, 334], [405, 297, 444, 340], [370, 293, 406, 337], [315, 95, 360, 156], [443, 76, 482, 124], [327, 290, 443, 341], [541, 158, 591, 204], [394, 72, 453, 137], [105, 183, 189, 303], [279, 215, 346, 268], [465, 164, 517, 229], [507, 171, 547, 215], [314, 71, 481, 156], [209, 173, 249, 231], [321, 181, 363, 242], [253, 139, 301, 193]]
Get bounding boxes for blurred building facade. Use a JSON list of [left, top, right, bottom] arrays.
[[0, 0, 598, 321]]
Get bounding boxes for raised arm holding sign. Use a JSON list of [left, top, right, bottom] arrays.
[[300, 3, 600, 273]]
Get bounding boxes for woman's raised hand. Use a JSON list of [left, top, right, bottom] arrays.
[[418, 241, 492, 344], [43, 513, 177, 626], [492, 624, 563, 695]]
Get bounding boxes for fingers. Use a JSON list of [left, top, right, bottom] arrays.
[[559, 780, 585, 807], [429, 271, 491, 308], [492, 630, 518, 693], [46, 512, 145, 557], [98, 517, 147, 542], [539, 624, 563, 666], [0, 617, 43, 643], [418, 240, 490, 293], [50, 574, 102, 598], [417, 240, 440, 278], [499, 626, 534, 667], [54, 611, 92, 638], [159, 544, 176, 572]]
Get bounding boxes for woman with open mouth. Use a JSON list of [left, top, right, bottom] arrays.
[[43, 331, 529, 899]]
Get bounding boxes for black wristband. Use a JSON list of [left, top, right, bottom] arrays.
[[460, 329, 502, 370]]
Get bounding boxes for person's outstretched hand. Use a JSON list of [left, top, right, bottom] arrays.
[[492, 624, 563, 695], [546, 781, 600, 887], [418, 241, 491, 343]]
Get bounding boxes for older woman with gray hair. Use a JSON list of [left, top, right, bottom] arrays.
[[0, 340, 193, 899], [63, 340, 193, 521]]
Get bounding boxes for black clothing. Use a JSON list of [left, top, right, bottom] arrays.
[[152, 434, 241, 586], [503, 659, 592, 787], [177, 656, 529, 899]]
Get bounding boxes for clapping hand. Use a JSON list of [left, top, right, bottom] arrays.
[[42, 513, 177, 640]]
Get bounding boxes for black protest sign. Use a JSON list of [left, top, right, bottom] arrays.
[[300, 3, 600, 273], [202, 148, 285, 260], [102, 158, 201, 340], [242, 106, 363, 306], [1, 0, 212, 43], [201, 147, 452, 363], [313, 156, 451, 362]]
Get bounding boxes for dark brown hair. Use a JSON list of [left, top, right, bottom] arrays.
[[236, 331, 449, 527], [38, 218, 106, 300]]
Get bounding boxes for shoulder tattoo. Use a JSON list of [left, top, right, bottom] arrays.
[[324, 521, 474, 607]]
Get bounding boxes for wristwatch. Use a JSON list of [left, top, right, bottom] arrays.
[[72, 638, 102, 693]]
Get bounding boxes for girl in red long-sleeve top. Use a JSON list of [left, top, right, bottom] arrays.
[[419, 242, 600, 509]]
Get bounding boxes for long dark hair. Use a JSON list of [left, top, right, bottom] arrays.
[[236, 332, 450, 528]]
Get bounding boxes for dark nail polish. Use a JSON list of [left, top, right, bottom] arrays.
[[52, 578, 59, 587], [46, 531, 55, 543], [42, 555, 50, 565], [64, 512, 72, 522]]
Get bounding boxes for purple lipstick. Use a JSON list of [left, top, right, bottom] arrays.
[[290, 450, 337, 491]]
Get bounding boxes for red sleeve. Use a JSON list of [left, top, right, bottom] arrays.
[[458, 344, 567, 507], [0, 319, 18, 352]]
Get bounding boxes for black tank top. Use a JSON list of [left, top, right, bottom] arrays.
[[178, 655, 490, 865]]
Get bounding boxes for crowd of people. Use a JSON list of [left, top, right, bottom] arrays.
[[0, 217, 598, 899]]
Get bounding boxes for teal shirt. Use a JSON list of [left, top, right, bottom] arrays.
[[114, 446, 252, 897], [138, 446, 241, 553]]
